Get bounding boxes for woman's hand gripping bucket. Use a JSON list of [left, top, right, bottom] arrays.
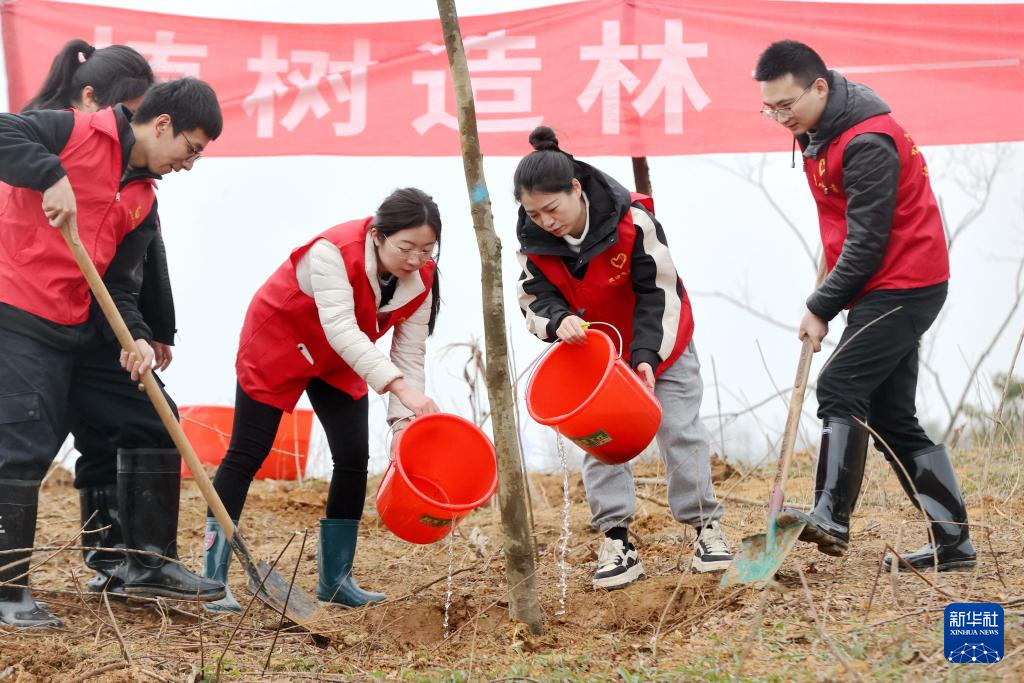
[[525, 323, 662, 465]]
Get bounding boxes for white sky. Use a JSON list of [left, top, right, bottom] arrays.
[[1, 1, 1021, 474]]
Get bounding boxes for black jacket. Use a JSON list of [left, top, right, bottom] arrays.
[[516, 160, 685, 373], [799, 71, 900, 321]]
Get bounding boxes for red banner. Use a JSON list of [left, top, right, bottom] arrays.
[[3, 0, 1022, 156]]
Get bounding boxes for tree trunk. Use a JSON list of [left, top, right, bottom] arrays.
[[631, 156, 652, 196], [435, 0, 543, 635]]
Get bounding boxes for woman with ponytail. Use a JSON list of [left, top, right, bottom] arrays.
[[202, 188, 443, 611], [20, 41, 187, 599], [514, 126, 732, 590], [22, 39, 153, 112]]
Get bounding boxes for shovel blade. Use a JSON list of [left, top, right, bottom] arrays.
[[247, 560, 325, 629], [719, 521, 805, 588]]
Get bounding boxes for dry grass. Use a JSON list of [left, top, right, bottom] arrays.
[[2, 445, 1021, 682]]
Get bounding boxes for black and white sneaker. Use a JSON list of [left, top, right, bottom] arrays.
[[592, 538, 645, 590], [691, 521, 733, 573]]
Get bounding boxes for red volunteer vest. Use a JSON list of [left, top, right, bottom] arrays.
[[236, 218, 435, 411], [0, 108, 152, 325], [527, 194, 694, 376], [804, 114, 949, 302]]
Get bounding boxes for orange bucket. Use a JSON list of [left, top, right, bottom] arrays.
[[526, 328, 662, 465], [376, 413, 498, 544], [178, 405, 312, 480]]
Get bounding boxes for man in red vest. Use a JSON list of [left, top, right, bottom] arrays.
[[753, 40, 975, 572], [0, 78, 227, 628]]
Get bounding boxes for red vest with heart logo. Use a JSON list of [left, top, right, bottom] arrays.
[[235, 217, 435, 411], [804, 114, 949, 303], [527, 194, 694, 376]]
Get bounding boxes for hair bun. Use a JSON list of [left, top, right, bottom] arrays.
[[528, 125, 560, 152]]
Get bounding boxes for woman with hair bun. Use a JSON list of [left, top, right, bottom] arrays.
[[514, 125, 732, 590]]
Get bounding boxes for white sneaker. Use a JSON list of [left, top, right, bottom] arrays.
[[593, 537, 645, 590], [691, 521, 733, 573]]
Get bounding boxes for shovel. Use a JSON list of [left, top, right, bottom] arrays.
[[720, 337, 815, 587], [61, 223, 326, 631]]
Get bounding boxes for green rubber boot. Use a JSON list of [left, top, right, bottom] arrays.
[[202, 518, 242, 613], [316, 518, 385, 607]]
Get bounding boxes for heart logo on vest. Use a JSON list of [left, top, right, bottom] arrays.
[[610, 253, 627, 269]]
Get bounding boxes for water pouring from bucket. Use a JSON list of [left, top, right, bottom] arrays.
[[376, 413, 498, 544], [526, 326, 662, 465]]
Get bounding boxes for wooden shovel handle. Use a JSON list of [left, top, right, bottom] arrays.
[[59, 223, 240, 541], [767, 337, 815, 519]]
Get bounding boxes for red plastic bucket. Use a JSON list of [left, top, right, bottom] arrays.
[[178, 405, 312, 480], [526, 328, 662, 465], [376, 414, 498, 544]]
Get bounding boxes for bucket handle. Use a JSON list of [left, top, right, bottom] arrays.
[[520, 319, 626, 390], [385, 415, 415, 460], [581, 321, 624, 360]]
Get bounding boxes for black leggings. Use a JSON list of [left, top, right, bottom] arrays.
[[211, 380, 369, 521]]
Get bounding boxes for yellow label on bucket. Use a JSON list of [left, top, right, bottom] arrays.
[[419, 513, 454, 528], [570, 429, 613, 448]]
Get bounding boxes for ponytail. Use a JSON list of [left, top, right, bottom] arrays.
[[22, 40, 153, 112]]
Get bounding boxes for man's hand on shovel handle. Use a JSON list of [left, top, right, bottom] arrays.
[[120, 339, 156, 390], [798, 308, 828, 352], [42, 176, 78, 237]]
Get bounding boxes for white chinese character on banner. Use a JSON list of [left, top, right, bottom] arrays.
[[412, 30, 542, 134], [982, 612, 999, 628], [577, 21, 640, 135], [243, 37, 290, 139], [94, 26, 207, 79], [966, 611, 982, 627], [949, 611, 963, 628], [632, 20, 709, 134], [578, 19, 710, 135], [242, 37, 373, 139]]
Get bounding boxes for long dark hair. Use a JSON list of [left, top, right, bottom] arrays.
[[372, 188, 442, 334], [22, 39, 154, 112], [513, 125, 577, 201]]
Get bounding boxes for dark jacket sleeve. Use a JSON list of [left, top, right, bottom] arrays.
[[138, 230, 177, 345], [94, 204, 159, 344], [628, 204, 683, 374], [516, 252, 573, 342], [807, 133, 899, 320], [0, 110, 74, 190]]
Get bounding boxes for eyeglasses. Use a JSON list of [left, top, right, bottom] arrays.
[[180, 130, 203, 162], [760, 83, 814, 123], [382, 233, 439, 262]]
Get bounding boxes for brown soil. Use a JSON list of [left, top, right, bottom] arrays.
[[2, 451, 1021, 681]]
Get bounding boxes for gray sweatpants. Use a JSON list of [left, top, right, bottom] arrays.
[[581, 342, 723, 531]]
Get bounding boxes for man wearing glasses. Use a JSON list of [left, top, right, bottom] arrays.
[[0, 78, 227, 628], [753, 41, 975, 573]]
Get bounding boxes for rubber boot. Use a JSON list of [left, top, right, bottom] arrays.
[[884, 444, 976, 572], [776, 417, 869, 557], [0, 480, 63, 628], [202, 518, 242, 612], [79, 483, 126, 594], [316, 518, 385, 607], [117, 449, 226, 600]]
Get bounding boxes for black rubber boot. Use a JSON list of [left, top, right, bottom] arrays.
[[79, 484, 126, 593], [117, 449, 226, 601], [776, 417, 869, 557], [884, 444, 976, 572], [0, 480, 63, 629]]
